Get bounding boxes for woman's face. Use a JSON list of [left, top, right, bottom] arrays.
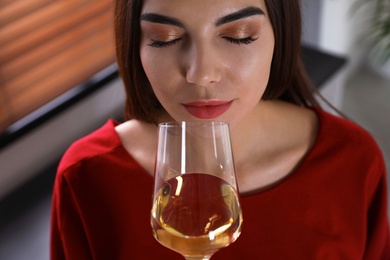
[[140, 0, 275, 127]]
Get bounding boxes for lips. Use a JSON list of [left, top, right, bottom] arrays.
[[182, 100, 233, 119]]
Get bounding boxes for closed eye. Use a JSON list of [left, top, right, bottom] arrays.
[[149, 38, 182, 48], [224, 36, 258, 45]]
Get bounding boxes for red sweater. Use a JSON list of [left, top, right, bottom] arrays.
[[51, 108, 390, 259]]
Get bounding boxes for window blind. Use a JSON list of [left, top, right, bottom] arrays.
[[0, 0, 116, 132]]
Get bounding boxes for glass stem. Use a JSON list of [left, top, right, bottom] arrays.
[[184, 256, 211, 260]]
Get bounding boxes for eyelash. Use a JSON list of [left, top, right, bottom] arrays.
[[148, 36, 258, 48], [149, 39, 182, 48], [224, 36, 258, 45]]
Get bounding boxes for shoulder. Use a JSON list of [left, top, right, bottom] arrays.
[[115, 119, 158, 175], [58, 119, 122, 174], [115, 119, 158, 151], [310, 107, 387, 204], [312, 107, 385, 174], [315, 108, 380, 151]]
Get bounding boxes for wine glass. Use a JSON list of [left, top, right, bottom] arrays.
[[151, 121, 243, 260]]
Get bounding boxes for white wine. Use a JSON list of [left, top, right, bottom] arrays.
[[151, 173, 242, 258]]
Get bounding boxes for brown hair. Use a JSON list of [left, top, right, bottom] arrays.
[[114, 0, 321, 123]]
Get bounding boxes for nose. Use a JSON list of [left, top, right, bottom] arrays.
[[185, 43, 222, 86]]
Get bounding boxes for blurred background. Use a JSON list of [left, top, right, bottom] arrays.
[[0, 0, 389, 259]]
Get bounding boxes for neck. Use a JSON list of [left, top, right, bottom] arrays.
[[229, 101, 271, 170]]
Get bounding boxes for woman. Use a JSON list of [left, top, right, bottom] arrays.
[[50, 0, 390, 259]]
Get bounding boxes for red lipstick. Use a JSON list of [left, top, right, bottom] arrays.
[[182, 100, 233, 119]]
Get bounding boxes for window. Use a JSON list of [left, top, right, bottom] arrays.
[[0, 0, 116, 132]]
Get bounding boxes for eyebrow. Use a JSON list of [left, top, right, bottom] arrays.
[[216, 6, 265, 26], [140, 6, 265, 28], [140, 13, 185, 28]]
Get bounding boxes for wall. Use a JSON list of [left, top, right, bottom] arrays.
[[0, 79, 125, 200], [301, 0, 369, 61], [301, 0, 322, 47], [300, 0, 371, 111]]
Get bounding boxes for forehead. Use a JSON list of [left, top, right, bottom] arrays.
[[140, 0, 268, 22]]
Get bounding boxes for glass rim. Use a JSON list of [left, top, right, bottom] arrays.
[[158, 121, 229, 128]]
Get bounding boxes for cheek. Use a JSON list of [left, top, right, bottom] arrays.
[[227, 41, 274, 114], [140, 49, 174, 93], [248, 38, 274, 89], [234, 47, 273, 96], [225, 31, 274, 88], [140, 49, 161, 84], [141, 40, 184, 72], [140, 48, 182, 115]]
